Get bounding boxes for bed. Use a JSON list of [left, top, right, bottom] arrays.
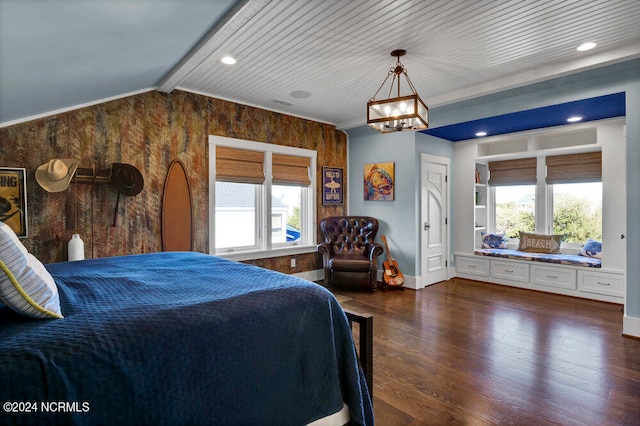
[[0, 251, 373, 425]]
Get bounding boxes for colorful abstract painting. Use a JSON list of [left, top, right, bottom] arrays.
[[364, 162, 394, 201]]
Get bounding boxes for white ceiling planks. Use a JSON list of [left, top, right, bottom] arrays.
[[168, 0, 640, 128]]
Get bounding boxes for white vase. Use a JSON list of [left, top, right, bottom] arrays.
[[68, 234, 85, 261]]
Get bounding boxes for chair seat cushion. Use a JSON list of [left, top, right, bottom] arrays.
[[330, 257, 372, 272]]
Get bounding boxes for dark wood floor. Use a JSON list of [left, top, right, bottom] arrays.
[[335, 278, 640, 425]]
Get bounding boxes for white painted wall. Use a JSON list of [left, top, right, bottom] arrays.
[[453, 141, 477, 255], [599, 122, 626, 272]]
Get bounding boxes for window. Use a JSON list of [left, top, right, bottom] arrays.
[[546, 152, 602, 244], [272, 185, 302, 244], [551, 182, 602, 243], [489, 158, 537, 241], [215, 182, 259, 250], [494, 185, 536, 238], [209, 136, 316, 259], [488, 151, 602, 248]]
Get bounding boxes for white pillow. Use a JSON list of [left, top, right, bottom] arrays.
[[0, 221, 63, 319]]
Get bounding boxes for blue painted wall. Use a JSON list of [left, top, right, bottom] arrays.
[[347, 126, 417, 276], [346, 126, 455, 278]]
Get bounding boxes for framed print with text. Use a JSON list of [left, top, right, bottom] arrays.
[[0, 167, 28, 237], [322, 167, 343, 205]]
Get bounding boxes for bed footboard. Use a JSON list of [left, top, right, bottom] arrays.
[[343, 308, 373, 398]]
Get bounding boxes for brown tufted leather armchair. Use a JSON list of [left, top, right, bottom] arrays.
[[317, 216, 383, 292]]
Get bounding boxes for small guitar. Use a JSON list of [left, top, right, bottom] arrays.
[[381, 235, 404, 286]]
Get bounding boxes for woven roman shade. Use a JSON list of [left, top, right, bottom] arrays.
[[488, 158, 537, 186], [215, 146, 265, 184], [272, 154, 311, 186], [546, 151, 601, 184]]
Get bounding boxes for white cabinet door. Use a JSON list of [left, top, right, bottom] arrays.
[[531, 265, 576, 290], [578, 270, 625, 298], [456, 255, 489, 277], [491, 260, 529, 283]]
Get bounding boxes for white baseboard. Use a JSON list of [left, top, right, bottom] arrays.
[[378, 270, 419, 290], [623, 314, 640, 338], [400, 275, 420, 290], [411, 268, 457, 289], [293, 269, 323, 282]]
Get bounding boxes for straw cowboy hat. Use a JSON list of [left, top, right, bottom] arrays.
[[35, 159, 79, 193]]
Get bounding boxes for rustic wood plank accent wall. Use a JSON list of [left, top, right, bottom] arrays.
[[0, 90, 347, 273]]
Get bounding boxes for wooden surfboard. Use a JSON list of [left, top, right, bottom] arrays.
[[162, 160, 193, 251]]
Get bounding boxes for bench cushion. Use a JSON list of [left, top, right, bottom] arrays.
[[474, 248, 602, 268]]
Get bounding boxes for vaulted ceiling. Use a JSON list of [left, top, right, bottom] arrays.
[[2, 0, 639, 130]]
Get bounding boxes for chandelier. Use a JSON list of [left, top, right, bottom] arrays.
[[367, 49, 428, 133]]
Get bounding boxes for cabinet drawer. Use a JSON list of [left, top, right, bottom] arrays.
[[491, 260, 529, 283], [456, 256, 489, 277], [531, 265, 576, 290], [578, 271, 625, 297]]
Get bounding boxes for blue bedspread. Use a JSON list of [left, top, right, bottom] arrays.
[[0, 252, 373, 425]]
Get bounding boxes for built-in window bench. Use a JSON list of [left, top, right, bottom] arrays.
[[455, 250, 624, 303], [474, 248, 602, 268]]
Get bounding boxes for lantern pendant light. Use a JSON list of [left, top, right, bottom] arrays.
[[367, 49, 428, 133]]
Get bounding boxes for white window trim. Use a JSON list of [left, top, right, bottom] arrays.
[[208, 135, 317, 261]]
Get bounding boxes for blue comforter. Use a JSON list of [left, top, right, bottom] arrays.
[[0, 252, 373, 425]]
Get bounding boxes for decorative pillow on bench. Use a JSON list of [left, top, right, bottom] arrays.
[[517, 232, 562, 254], [481, 232, 507, 249], [580, 239, 602, 259]]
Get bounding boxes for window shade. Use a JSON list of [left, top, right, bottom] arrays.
[[546, 151, 601, 184], [215, 146, 265, 184], [488, 158, 537, 186], [272, 154, 311, 186]]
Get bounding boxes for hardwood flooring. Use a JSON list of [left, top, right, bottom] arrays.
[[335, 278, 640, 425]]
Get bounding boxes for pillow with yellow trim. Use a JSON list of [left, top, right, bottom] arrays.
[[517, 232, 562, 254], [0, 221, 63, 319]]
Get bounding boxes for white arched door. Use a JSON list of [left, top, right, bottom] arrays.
[[421, 154, 450, 287]]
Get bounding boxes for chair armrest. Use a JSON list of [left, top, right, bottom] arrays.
[[317, 242, 332, 257], [367, 243, 384, 261]]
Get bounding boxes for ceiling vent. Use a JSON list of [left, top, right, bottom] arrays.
[[271, 99, 294, 107]]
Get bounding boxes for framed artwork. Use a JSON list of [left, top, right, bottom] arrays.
[[0, 167, 28, 237], [364, 162, 394, 201], [322, 167, 343, 205]]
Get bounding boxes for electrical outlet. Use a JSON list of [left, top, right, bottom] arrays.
[[290, 258, 296, 268]]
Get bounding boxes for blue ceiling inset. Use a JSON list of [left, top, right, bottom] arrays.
[[421, 92, 626, 142]]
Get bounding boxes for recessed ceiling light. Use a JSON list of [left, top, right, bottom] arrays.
[[577, 42, 597, 52], [221, 56, 236, 65], [567, 116, 583, 123], [290, 90, 311, 99], [475, 131, 487, 137]]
